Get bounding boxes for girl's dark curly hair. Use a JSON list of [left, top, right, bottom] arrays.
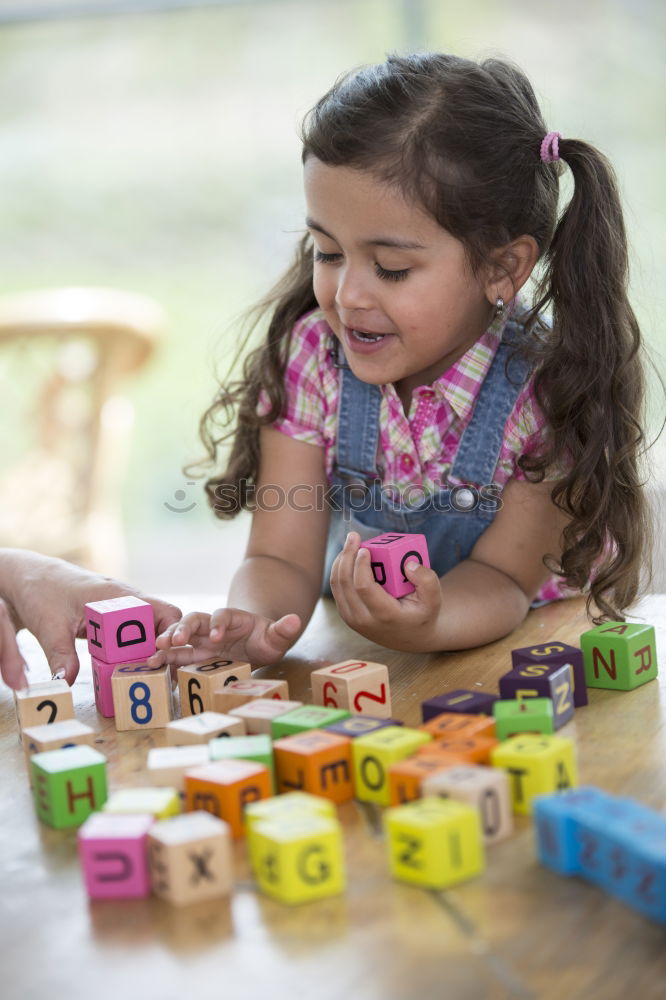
[[194, 52, 652, 622]]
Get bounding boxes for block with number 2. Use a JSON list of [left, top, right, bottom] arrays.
[[311, 660, 392, 718]]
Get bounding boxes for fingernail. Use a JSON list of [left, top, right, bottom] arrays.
[[51, 669, 66, 681], [405, 560, 420, 572]]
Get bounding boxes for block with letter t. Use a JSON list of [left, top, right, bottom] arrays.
[[111, 661, 173, 731], [31, 745, 108, 828], [78, 812, 154, 899], [311, 659, 392, 717], [359, 532, 430, 598], [85, 595, 156, 664], [580, 621, 658, 691]]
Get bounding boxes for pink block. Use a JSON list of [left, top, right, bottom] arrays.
[[359, 532, 430, 598], [77, 812, 154, 899], [85, 596, 156, 663], [91, 656, 116, 717]]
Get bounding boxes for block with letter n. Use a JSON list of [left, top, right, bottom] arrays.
[[85, 595, 156, 663], [311, 659, 392, 717], [511, 640, 588, 707], [580, 621, 658, 691], [31, 745, 108, 829]]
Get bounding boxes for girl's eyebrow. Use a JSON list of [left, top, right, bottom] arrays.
[[305, 217, 427, 251]]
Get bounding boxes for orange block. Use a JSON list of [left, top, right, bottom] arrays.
[[184, 759, 272, 837], [388, 756, 457, 806], [417, 733, 498, 765], [420, 712, 496, 741], [273, 730, 353, 804], [212, 678, 289, 714]]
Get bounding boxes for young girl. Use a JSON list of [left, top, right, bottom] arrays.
[[153, 52, 650, 668]]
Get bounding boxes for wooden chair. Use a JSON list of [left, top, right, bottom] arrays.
[[0, 287, 165, 576]]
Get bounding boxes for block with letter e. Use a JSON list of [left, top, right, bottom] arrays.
[[15, 679, 75, 732], [31, 745, 107, 829], [148, 811, 233, 906], [511, 640, 588, 707], [359, 532, 430, 598], [184, 759, 272, 837], [311, 659, 392, 717], [85, 595, 156, 663], [78, 812, 154, 899], [250, 813, 345, 905], [580, 621, 658, 691], [273, 730, 353, 804], [177, 658, 251, 716], [111, 661, 173, 731], [491, 733, 577, 816]]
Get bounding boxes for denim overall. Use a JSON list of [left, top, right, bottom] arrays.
[[322, 316, 533, 597]]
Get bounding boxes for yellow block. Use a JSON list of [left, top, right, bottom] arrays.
[[384, 796, 485, 889], [351, 726, 431, 805], [246, 792, 337, 869], [251, 814, 345, 905], [490, 733, 578, 815], [103, 786, 181, 819]]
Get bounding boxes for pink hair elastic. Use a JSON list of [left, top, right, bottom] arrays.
[[540, 131, 561, 163]]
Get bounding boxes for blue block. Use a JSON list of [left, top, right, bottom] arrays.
[[533, 787, 613, 875]]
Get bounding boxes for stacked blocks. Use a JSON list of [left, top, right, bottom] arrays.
[[491, 734, 577, 815], [311, 659, 392, 717], [580, 622, 658, 691], [511, 641, 588, 707], [177, 658, 252, 716], [359, 532, 430, 598], [32, 745, 108, 828], [498, 662, 574, 729], [78, 812, 154, 899]]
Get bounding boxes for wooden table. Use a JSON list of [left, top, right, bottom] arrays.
[[2, 594, 665, 1000]]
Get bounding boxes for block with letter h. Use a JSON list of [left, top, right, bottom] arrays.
[[31, 745, 108, 829], [85, 596, 157, 718], [311, 659, 392, 717], [359, 532, 430, 598]]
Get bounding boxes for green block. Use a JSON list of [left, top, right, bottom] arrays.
[[31, 745, 108, 829], [270, 706, 351, 739], [209, 734, 275, 788], [493, 698, 554, 740], [580, 622, 658, 691]]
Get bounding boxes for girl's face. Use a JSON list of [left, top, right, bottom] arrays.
[[304, 158, 495, 404]]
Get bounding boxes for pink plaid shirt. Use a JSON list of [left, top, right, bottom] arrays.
[[258, 306, 577, 603]]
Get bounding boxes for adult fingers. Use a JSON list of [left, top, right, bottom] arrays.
[[0, 598, 28, 690]]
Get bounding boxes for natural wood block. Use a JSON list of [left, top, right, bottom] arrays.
[[511, 640, 588, 707], [166, 711, 245, 746], [148, 811, 233, 906], [22, 718, 96, 772], [270, 705, 351, 739], [177, 658, 252, 717], [91, 656, 116, 717], [85, 595, 156, 663], [421, 689, 498, 720], [78, 812, 154, 899], [384, 796, 485, 889], [491, 733, 578, 815], [421, 764, 514, 844], [351, 726, 431, 805], [31, 745, 107, 829], [146, 745, 210, 793], [358, 532, 430, 599], [419, 712, 496, 740], [228, 698, 303, 735], [184, 759, 272, 837], [387, 756, 457, 806], [498, 663, 575, 729], [103, 786, 181, 819], [212, 678, 289, 714], [311, 659, 392, 717], [273, 730, 353, 804], [15, 679, 75, 732], [111, 661, 173, 731], [250, 813, 346, 905], [580, 622, 658, 691], [417, 733, 498, 765]]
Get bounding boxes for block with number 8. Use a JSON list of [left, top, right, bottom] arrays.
[[111, 662, 173, 731]]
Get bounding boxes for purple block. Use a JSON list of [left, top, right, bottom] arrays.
[[499, 663, 575, 729], [421, 689, 498, 721], [359, 532, 430, 599], [78, 812, 154, 899], [85, 596, 156, 664], [91, 656, 116, 718], [324, 716, 403, 738], [511, 641, 587, 707]]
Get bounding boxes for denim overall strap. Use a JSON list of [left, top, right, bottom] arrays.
[[334, 360, 383, 482]]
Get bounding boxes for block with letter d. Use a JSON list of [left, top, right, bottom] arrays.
[[31, 745, 108, 829], [580, 621, 658, 691], [311, 659, 392, 717], [148, 811, 233, 906], [78, 812, 154, 899], [85, 596, 156, 663], [111, 661, 173, 731], [359, 532, 430, 598], [250, 813, 346, 905], [491, 733, 577, 816], [273, 730, 353, 804]]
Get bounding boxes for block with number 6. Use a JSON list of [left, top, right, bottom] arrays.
[[311, 659, 392, 718], [177, 658, 251, 717], [111, 662, 173, 731]]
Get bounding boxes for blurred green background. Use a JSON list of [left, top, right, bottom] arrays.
[[1, 0, 664, 594]]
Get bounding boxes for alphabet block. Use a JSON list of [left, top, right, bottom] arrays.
[[177, 658, 252, 716], [491, 733, 577, 816], [111, 661, 173, 731], [15, 679, 75, 732], [91, 656, 116, 717], [228, 698, 304, 735], [78, 812, 154, 899], [417, 733, 498, 765], [387, 756, 456, 806], [166, 711, 245, 746], [270, 705, 351, 739], [31, 745, 107, 828], [209, 733, 274, 778], [22, 718, 96, 772], [580, 621, 658, 691], [498, 663, 574, 729], [244, 791, 336, 836], [359, 532, 430, 599], [250, 814, 346, 905], [103, 786, 181, 819], [273, 731, 353, 804], [148, 811, 233, 906], [184, 759, 272, 837], [421, 689, 497, 720], [351, 725, 431, 805], [420, 712, 496, 740], [311, 659, 392, 717], [212, 678, 289, 714], [85, 595, 155, 663], [325, 715, 403, 738], [384, 796, 485, 889], [511, 640, 588, 707], [147, 745, 210, 793], [493, 698, 555, 740], [422, 765, 513, 844]]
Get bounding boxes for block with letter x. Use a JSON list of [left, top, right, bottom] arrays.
[[359, 532, 430, 598], [148, 811, 233, 906]]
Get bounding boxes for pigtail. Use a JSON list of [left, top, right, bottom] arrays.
[[523, 140, 651, 621]]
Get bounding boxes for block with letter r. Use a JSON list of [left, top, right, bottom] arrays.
[[580, 621, 658, 691], [85, 596, 156, 663], [359, 532, 430, 599]]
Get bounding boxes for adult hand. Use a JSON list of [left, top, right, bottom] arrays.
[[329, 531, 444, 651], [0, 597, 28, 690]]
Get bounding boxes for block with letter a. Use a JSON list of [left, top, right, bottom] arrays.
[[311, 659, 392, 718]]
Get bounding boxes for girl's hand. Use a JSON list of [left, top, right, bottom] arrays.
[[149, 607, 302, 668], [329, 531, 444, 651]]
